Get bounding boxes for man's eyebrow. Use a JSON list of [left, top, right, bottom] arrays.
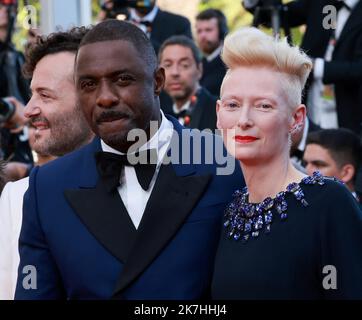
[[178, 57, 193, 62], [311, 160, 328, 166], [31, 86, 56, 94], [77, 69, 134, 80]]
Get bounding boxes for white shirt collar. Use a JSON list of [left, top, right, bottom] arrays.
[[172, 100, 191, 115], [101, 110, 173, 160], [345, 0, 359, 10], [129, 5, 159, 23], [205, 44, 223, 62]]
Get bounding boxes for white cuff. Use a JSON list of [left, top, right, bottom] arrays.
[[313, 58, 325, 79]]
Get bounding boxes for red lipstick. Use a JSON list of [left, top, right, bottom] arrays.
[[234, 135, 258, 143]]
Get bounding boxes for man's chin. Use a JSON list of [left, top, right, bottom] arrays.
[[101, 132, 129, 151], [32, 141, 52, 156]]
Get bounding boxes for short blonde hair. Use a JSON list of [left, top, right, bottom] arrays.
[[221, 27, 312, 108]]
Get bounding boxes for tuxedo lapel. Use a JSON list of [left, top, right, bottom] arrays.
[[112, 162, 212, 296], [335, 1, 362, 49], [64, 182, 137, 264], [64, 137, 137, 264]]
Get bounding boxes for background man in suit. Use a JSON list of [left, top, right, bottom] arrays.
[[303, 128, 362, 202], [195, 9, 228, 97], [99, 0, 192, 53], [15, 20, 243, 299], [247, 0, 362, 133], [159, 35, 217, 131], [0, 27, 94, 300]]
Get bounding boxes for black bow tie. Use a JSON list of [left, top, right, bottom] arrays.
[[95, 149, 158, 192], [139, 20, 152, 28], [131, 19, 152, 28]]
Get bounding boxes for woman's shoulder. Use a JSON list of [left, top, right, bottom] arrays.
[[305, 175, 351, 199], [303, 174, 361, 219]]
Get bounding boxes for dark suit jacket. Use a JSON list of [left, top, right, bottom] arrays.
[[308, 118, 322, 133], [285, 0, 362, 134], [161, 87, 218, 131], [15, 115, 244, 299], [150, 9, 192, 53], [200, 55, 226, 98]]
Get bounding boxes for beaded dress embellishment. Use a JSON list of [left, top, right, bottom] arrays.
[[223, 171, 327, 243]]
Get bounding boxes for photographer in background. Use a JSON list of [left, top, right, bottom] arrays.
[[0, 0, 33, 167], [98, 0, 192, 53], [244, 0, 362, 135], [195, 9, 228, 97]]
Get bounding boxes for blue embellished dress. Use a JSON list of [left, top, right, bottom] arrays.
[[211, 172, 362, 299]]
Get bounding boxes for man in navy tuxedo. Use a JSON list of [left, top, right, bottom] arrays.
[[15, 20, 243, 299]]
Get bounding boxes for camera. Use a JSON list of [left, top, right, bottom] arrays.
[[101, 0, 155, 20], [0, 98, 15, 124], [242, 0, 291, 40]]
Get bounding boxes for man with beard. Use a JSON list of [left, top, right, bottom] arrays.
[[0, 27, 94, 299], [159, 35, 217, 131], [14, 20, 243, 299], [195, 9, 228, 97]]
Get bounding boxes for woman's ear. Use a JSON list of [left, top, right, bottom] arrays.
[[290, 104, 306, 133]]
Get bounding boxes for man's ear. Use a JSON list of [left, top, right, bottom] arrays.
[[154, 67, 165, 96], [340, 163, 356, 185]]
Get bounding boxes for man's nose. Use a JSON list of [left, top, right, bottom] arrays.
[[168, 64, 181, 77], [96, 81, 119, 108], [24, 97, 41, 119]]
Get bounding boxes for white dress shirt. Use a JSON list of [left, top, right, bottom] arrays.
[[101, 111, 173, 229], [0, 177, 29, 299], [205, 45, 223, 63]]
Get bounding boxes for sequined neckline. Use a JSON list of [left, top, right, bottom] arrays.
[[223, 171, 327, 243]]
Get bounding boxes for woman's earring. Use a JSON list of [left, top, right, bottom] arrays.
[[290, 123, 302, 134]]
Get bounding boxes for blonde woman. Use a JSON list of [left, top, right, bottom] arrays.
[[212, 28, 362, 299]]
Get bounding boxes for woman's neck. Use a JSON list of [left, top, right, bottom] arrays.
[[241, 154, 306, 203]]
